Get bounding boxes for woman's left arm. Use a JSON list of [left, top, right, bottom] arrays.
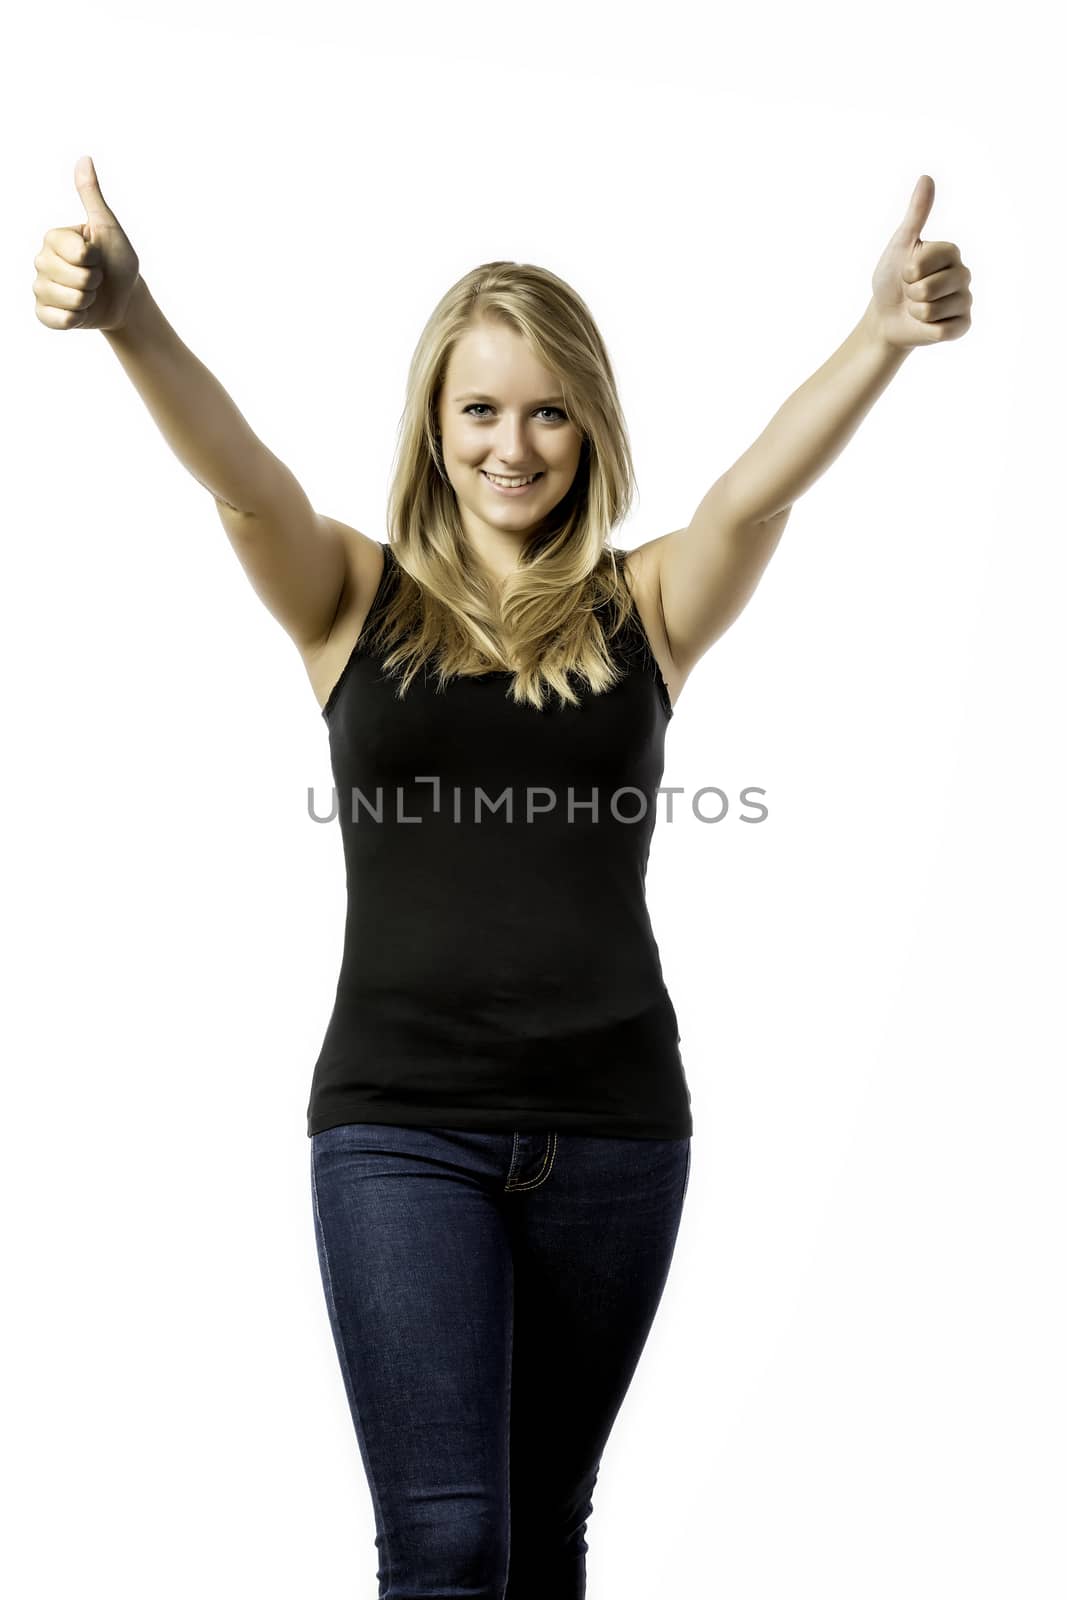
[[653, 175, 973, 678]]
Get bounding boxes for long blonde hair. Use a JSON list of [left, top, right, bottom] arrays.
[[370, 261, 642, 711]]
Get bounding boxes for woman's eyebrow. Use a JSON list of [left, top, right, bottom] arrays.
[[454, 391, 566, 405]]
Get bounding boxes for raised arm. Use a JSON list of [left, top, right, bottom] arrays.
[[103, 277, 348, 651], [639, 175, 972, 682], [35, 157, 349, 653]]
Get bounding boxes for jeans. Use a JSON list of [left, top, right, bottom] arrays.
[[309, 1122, 692, 1600]]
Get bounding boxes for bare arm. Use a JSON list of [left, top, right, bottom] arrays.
[[646, 178, 973, 681], [646, 305, 907, 677], [102, 278, 346, 649]]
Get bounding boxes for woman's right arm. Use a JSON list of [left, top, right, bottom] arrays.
[[102, 277, 348, 651], [36, 157, 348, 653]]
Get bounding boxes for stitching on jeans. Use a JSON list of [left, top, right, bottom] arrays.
[[501, 1252, 514, 1597], [503, 1132, 558, 1191], [310, 1140, 393, 1588]]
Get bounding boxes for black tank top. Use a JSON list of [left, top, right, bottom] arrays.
[[306, 542, 693, 1139]]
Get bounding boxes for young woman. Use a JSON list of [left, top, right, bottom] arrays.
[[35, 156, 970, 1599]]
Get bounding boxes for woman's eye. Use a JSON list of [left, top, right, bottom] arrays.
[[463, 404, 566, 421]]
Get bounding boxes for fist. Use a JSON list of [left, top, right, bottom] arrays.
[[33, 155, 141, 334]]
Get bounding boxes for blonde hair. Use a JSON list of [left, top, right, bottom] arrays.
[[370, 261, 642, 711]]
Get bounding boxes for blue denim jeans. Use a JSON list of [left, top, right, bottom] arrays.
[[309, 1122, 692, 1599]]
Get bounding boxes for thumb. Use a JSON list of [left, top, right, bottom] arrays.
[[74, 155, 118, 230], [894, 173, 936, 248]]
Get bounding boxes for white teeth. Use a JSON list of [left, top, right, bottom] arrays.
[[484, 471, 540, 487]]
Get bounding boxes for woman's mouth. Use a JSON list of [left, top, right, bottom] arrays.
[[480, 470, 544, 496]]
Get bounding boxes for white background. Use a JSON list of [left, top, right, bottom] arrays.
[[3, 3, 1064, 1596]]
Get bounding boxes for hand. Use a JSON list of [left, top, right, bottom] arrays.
[[868, 175, 973, 351], [33, 155, 141, 334]]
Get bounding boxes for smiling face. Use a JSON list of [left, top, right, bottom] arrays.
[[437, 318, 584, 569]]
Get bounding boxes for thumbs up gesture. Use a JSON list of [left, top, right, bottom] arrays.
[[868, 175, 973, 351], [33, 155, 141, 333]]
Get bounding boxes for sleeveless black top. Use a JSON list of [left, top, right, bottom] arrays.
[[306, 542, 693, 1139]]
